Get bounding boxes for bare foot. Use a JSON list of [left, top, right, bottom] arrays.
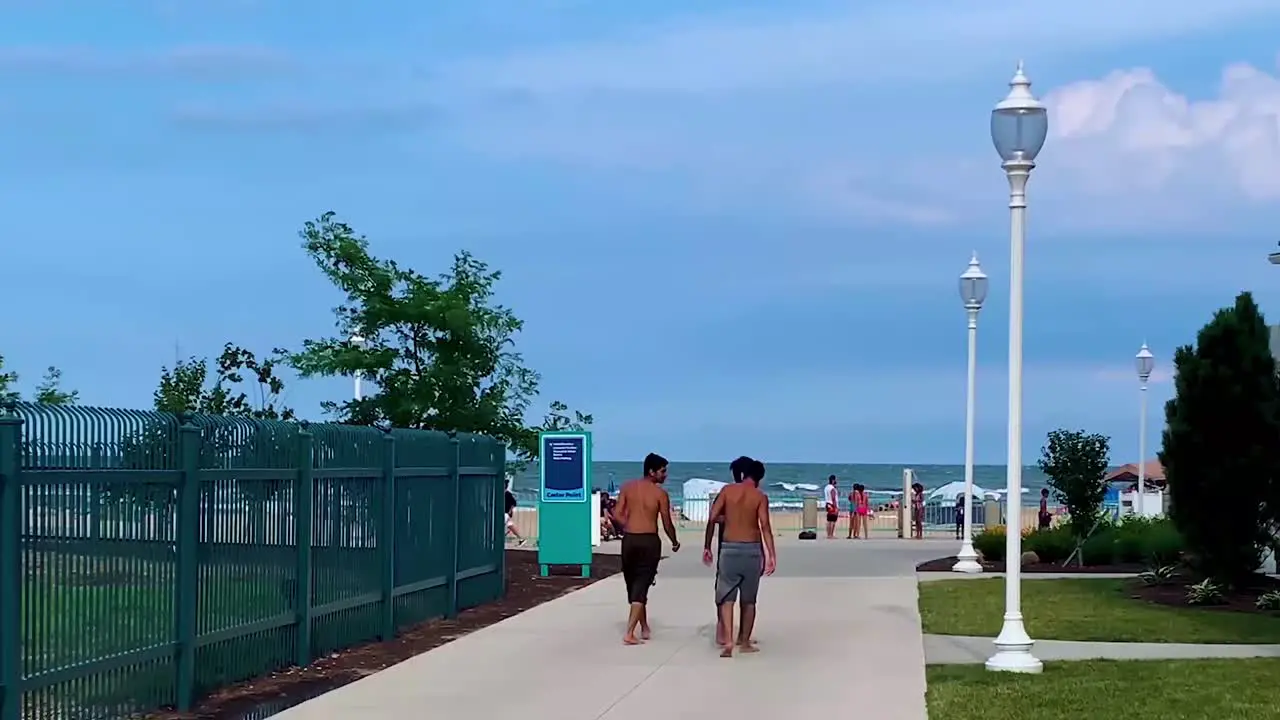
[[640, 626, 651, 641], [737, 641, 760, 653], [719, 645, 734, 658], [623, 634, 642, 646]]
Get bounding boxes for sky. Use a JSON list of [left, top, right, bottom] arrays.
[[5, 1, 1280, 464]]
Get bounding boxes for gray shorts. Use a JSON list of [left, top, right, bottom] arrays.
[[716, 541, 763, 606]]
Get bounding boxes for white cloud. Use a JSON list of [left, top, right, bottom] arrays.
[[1043, 60, 1280, 202], [438, 0, 1280, 96]]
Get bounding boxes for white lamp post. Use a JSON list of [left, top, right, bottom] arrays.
[[985, 62, 1047, 675], [350, 334, 366, 400], [1135, 343, 1154, 518], [953, 252, 988, 574]]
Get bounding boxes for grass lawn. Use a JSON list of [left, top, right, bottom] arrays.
[[918, 578, 1280, 643], [927, 659, 1280, 719]]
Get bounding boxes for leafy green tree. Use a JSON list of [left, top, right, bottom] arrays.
[[1161, 291, 1280, 586], [154, 343, 294, 420], [1038, 428, 1111, 552], [0, 354, 18, 404], [34, 366, 79, 405], [289, 212, 591, 464]]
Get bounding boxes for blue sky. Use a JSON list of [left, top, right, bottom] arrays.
[[5, 1, 1280, 464]]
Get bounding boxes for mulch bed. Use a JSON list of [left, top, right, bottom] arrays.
[[1129, 573, 1280, 615], [916, 555, 1147, 574], [148, 550, 622, 720]]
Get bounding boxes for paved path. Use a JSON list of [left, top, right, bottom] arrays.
[[917, 572, 1138, 581], [925, 633, 1280, 664], [273, 538, 944, 720]]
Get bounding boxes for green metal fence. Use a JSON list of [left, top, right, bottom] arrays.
[[0, 402, 507, 720]]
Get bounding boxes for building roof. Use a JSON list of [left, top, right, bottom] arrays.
[[1105, 459, 1165, 484]]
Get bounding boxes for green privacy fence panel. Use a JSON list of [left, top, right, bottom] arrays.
[[0, 402, 506, 720]]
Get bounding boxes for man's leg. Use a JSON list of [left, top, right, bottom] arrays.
[[736, 551, 762, 653], [624, 601, 644, 645], [738, 604, 758, 652], [718, 600, 736, 657]]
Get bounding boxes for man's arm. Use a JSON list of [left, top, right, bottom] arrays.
[[703, 493, 727, 551], [613, 487, 629, 528], [658, 489, 680, 548], [757, 493, 776, 569]]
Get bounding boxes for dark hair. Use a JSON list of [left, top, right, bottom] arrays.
[[853, 483, 864, 492], [911, 482, 924, 493], [744, 459, 766, 482], [730, 456, 753, 483], [1041, 488, 1049, 496], [828, 474, 837, 483], [643, 453, 668, 476]]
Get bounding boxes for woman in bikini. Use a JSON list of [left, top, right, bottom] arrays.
[[851, 484, 871, 539]]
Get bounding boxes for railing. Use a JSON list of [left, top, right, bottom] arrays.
[[504, 497, 1000, 545], [0, 403, 506, 720]]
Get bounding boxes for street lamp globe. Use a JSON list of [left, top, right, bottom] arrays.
[[991, 62, 1049, 164], [1136, 343, 1154, 382], [959, 252, 989, 310], [350, 334, 366, 346]]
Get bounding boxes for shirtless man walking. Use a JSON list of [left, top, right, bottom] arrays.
[[702, 458, 776, 657], [707, 456, 754, 646], [612, 453, 680, 645]]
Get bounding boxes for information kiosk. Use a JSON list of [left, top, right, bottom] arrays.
[[537, 431, 593, 577]]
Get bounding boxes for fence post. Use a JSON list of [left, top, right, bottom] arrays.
[[294, 426, 315, 667], [494, 444, 507, 597], [89, 442, 103, 540], [378, 432, 397, 640], [0, 411, 23, 720], [446, 434, 461, 618], [173, 416, 202, 711]]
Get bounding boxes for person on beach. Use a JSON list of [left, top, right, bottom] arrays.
[[613, 453, 680, 646], [1038, 488, 1052, 530], [709, 456, 755, 646], [853, 483, 872, 539], [823, 475, 840, 539], [954, 493, 965, 540], [911, 482, 925, 539], [703, 458, 776, 657], [504, 484, 526, 546]]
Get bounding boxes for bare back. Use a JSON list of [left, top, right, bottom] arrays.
[[616, 479, 670, 534], [716, 483, 769, 543]]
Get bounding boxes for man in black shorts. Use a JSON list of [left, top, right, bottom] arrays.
[[613, 453, 680, 645]]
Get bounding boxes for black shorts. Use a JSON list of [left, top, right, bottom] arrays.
[[826, 512, 839, 523], [621, 533, 662, 604]]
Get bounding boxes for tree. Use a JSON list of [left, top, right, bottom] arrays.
[[1038, 428, 1111, 547], [154, 343, 294, 420], [288, 212, 591, 465], [0, 354, 18, 404], [34, 366, 79, 405], [1160, 291, 1280, 586]]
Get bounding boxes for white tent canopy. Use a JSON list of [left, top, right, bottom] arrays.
[[681, 478, 727, 523], [926, 481, 1001, 502]]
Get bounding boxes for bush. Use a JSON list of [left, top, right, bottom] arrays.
[[1256, 590, 1280, 613], [1081, 525, 1118, 566], [1187, 578, 1226, 606], [1162, 291, 1280, 586], [1024, 525, 1073, 564], [1138, 564, 1179, 586], [1038, 428, 1110, 543], [973, 526, 1007, 562]]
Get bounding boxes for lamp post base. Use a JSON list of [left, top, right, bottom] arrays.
[[985, 617, 1042, 673], [953, 542, 983, 574]]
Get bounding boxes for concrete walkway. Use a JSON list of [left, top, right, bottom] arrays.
[[925, 633, 1280, 664], [273, 538, 945, 720]]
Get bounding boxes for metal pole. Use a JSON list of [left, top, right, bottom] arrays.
[[354, 373, 363, 401], [986, 158, 1041, 673], [954, 307, 982, 572], [1137, 381, 1148, 517]]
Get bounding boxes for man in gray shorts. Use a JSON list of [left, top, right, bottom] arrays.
[[701, 459, 776, 657]]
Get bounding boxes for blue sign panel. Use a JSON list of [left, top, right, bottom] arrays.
[[541, 434, 587, 503]]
